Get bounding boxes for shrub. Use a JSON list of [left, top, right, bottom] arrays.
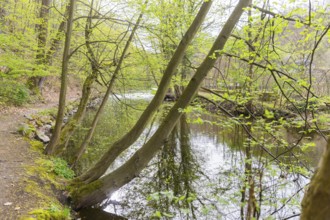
[[0, 80, 30, 106], [52, 158, 75, 179]]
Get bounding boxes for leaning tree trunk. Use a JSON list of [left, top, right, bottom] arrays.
[[45, 0, 75, 155], [301, 138, 330, 219], [70, 1, 148, 165], [71, 0, 250, 209], [76, 0, 213, 184]]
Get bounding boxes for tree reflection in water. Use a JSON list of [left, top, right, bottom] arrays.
[[91, 104, 324, 220]]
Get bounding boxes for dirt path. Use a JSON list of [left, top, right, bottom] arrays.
[[0, 104, 58, 219], [0, 87, 81, 219]]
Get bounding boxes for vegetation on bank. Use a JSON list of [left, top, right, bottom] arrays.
[[20, 141, 73, 219], [0, 80, 31, 106], [0, 0, 330, 219]]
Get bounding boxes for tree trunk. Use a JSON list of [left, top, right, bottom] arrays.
[[76, 0, 213, 184], [57, 0, 100, 156], [70, 2, 147, 164], [45, 0, 75, 155], [301, 138, 330, 219], [44, 3, 69, 66], [71, 0, 250, 209], [59, 72, 96, 154], [29, 0, 51, 94], [29, 1, 69, 94]]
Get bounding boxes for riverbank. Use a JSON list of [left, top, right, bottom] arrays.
[[0, 105, 69, 219], [0, 81, 81, 219]]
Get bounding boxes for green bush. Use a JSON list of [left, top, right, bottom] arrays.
[[0, 80, 30, 106]]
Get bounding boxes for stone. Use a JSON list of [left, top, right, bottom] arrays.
[[35, 130, 50, 143], [24, 114, 33, 121], [41, 124, 52, 136], [39, 115, 52, 124]]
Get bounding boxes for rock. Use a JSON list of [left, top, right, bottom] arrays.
[[63, 116, 69, 123], [24, 114, 33, 121], [41, 124, 52, 136], [39, 115, 52, 124], [35, 130, 50, 143], [4, 202, 12, 206], [0, 66, 10, 74]]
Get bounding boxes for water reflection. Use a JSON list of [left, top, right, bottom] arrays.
[[77, 94, 325, 219], [79, 207, 127, 220], [110, 115, 324, 219], [149, 114, 199, 219]]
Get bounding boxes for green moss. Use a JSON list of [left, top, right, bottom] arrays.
[[22, 177, 71, 219], [38, 108, 58, 118], [21, 143, 76, 219], [18, 123, 36, 138], [70, 179, 103, 203], [23, 204, 71, 220], [30, 140, 44, 151], [24, 180, 54, 203]]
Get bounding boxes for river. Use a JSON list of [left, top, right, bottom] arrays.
[[77, 92, 326, 220]]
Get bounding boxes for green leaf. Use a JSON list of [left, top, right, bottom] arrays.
[[264, 109, 274, 119], [152, 211, 162, 218]]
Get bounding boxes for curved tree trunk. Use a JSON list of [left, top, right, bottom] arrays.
[[45, 0, 75, 155], [76, 0, 213, 184], [71, 0, 250, 209], [301, 138, 330, 219]]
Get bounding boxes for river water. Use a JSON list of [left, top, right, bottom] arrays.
[[77, 92, 326, 220]]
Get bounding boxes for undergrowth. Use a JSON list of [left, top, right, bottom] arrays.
[[21, 140, 75, 220], [0, 80, 30, 106]]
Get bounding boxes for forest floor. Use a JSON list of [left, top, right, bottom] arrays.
[[0, 79, 81, 219]]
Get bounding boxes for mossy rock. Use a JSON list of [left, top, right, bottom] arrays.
[[18, 123, 36, 138]]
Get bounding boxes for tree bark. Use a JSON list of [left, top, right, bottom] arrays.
[[29, 1, 69, 94], [301, 138, 330, 219], [70, 1, 148, 164], [45, 0, 75, 155], [76, 0, 213, 184], [56, 0, 100, 156], [45, 3, 69, 66], [71, 0, 250, 209], [29, 0, 51, 94]]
